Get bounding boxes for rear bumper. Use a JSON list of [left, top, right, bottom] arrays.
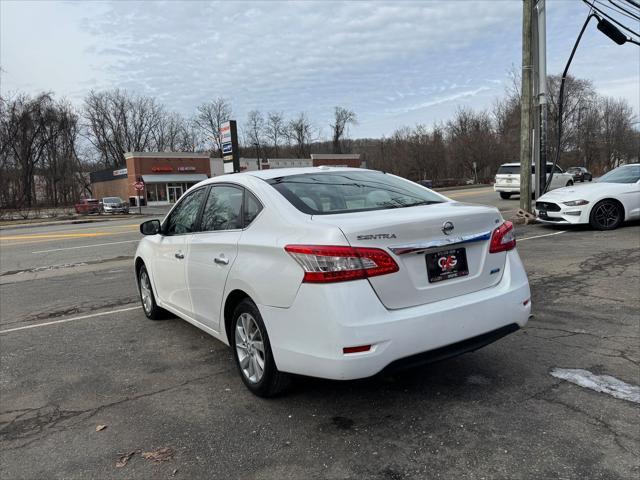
[[260, 249, 531, 380], [494, 185, 520, 193], [381, 323, 520, 374]]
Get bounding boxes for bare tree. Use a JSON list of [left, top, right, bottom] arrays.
[[83, 89, 164, 168], [244, 110, 265, 155], [447, 107, 498, 181], [40, 99, 82, 206], [330, 106, 357, 153], [492, 93, 520, 164], [599, 97, 636, 170], [1, 93, 58, 207], [154, 112, 200, 152], [286, 112, 314, 158], [546, 75, 597, 162], [194, 97, 232, 157], [265, 111, 285, 158], [1, 93, 84, 209]]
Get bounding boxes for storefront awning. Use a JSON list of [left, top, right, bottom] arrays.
[[141, 174, 208, 184]]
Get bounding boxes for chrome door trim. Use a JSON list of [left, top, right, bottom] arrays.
[[389, 230, 492, 255]]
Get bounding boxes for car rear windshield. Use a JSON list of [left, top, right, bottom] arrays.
[[497, 165, 520, 174], [267, 171, 443, 215]]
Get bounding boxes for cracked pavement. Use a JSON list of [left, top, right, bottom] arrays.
[[0, 215, 638, 479]]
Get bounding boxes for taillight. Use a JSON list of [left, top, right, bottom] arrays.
[[284, 245, 399, 283], [489, 221, 516, 253]]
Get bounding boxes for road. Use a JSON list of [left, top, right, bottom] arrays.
[[1, 189, 639, 479]]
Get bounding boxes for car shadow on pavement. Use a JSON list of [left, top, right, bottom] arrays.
[[285, 349, 527, 402]]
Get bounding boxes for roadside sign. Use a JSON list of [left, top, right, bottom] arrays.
[[219, 120, 240, 173], [134, 181, 145, 191], [220, 126, 232, 143]]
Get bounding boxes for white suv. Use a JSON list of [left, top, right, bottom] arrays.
[[494, 163, 574, 199]]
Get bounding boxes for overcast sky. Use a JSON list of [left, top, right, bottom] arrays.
[[1, 0, 638, 138]]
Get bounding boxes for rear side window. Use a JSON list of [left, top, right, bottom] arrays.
[[497, 165, 520, 174], [267, 171, 442, 215], [243, 190, 263, 227], [200, 185, 244, 231]]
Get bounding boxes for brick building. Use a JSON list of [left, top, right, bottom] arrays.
[[90, 152, 211, 206], [91, 152, 363, 206]]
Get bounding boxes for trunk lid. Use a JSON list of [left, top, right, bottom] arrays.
[[312, 202, 506, 309]]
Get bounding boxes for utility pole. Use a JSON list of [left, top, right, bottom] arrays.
[[534, 0, 548, 199], [520, 0, 534, 212]]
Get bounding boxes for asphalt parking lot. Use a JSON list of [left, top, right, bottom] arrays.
[[1, 188, 638, 479]]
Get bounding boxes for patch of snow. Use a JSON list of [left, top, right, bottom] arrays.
[[550, 368, 640, 404]]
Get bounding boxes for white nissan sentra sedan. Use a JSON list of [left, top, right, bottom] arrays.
[[135, 167, 531, 396]]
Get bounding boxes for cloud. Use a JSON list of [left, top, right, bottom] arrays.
[[1, 0, 638, 138], [391, 87, 492, 114]]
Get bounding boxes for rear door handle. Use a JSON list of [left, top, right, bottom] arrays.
[[175, 252, 185, 259], [214, 257, 229, 265]]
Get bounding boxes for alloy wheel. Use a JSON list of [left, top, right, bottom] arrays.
[[140, 270, 153, 314], [593, 202, 619, 229], [235, 313, 265, 383]]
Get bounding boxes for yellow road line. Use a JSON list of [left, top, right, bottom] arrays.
[[1, 238, 97, 247], [1, 233, 108, 240], [43, 223, 140, 233], [0, 225, 138, 241], [0, 229, 140, 247], [444, 188, 493, 198]]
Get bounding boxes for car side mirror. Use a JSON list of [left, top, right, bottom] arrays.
[[140, 219, 161, 235]]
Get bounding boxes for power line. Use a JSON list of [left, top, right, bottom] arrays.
[[612, 0, 640, 19], [604, 0, 640, 21], [623, 0, 640, 10], [582, 0, 640, 39]]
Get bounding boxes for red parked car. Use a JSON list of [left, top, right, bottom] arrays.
[[74, 198, 102, 214]]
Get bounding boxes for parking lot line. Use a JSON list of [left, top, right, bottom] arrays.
[[0, 306, 141, 334], [32, 239, 141, 254], [518, 230, 567, 242]]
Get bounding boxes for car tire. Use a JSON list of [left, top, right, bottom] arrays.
[[566, 180, 574, 187], [232, 299, 290, 397], [499, 192, 511, 199], [138, 265, 167, 320], [589, 199, 623, 231]]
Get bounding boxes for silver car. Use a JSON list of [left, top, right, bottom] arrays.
[[101, 197, 129, 214]]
